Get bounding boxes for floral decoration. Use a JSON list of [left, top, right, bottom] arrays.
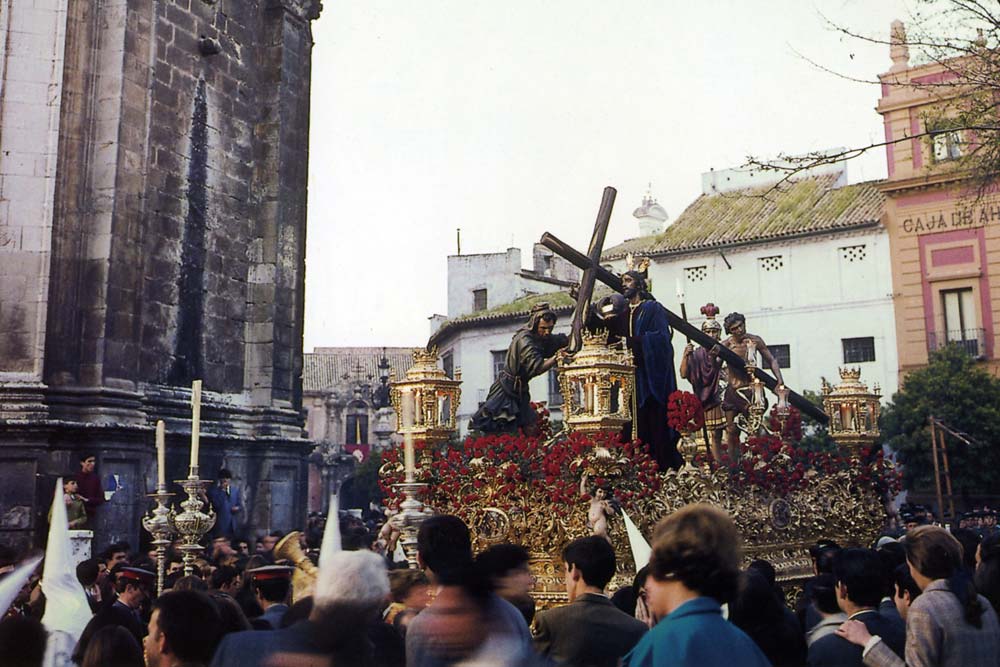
[[666, 390, 705, 432]]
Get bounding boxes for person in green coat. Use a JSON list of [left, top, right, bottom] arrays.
[[49, 477, 88, 529], [623, 504, 770, 667]]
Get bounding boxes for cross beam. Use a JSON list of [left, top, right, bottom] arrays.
[[540, 231, 829, 425]]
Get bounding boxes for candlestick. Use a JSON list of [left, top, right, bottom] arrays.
[[172, 475, 215, 577], [142, 488, 175, 596], [156, 420, 166, 487], [190, 380, 202, 474]]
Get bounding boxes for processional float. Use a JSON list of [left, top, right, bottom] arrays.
[[379, 187, 890, 606]]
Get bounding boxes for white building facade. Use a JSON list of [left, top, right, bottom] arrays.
[[432, 170, 899, 439], [604, 171, 899, 400]]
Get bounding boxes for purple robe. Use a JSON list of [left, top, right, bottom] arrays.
[[686, 347, 722, 410]]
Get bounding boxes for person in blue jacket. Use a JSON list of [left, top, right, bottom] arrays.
[[623, 503, 771, 667]]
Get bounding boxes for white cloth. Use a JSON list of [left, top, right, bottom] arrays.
[[41, 479, 92, 647]]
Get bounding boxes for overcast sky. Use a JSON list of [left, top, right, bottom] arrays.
[[304, 1, 913, 350]]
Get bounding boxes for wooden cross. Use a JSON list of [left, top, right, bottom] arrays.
[[540, 194, 828, 425], [564, 187, 617, 353]]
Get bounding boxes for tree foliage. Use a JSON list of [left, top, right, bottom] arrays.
[[879, 344, 1000, 493]]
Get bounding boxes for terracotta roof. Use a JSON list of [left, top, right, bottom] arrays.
[[603, 174, 885, 260], [303, 347, 417, 392], [428, 288, 619, 346]]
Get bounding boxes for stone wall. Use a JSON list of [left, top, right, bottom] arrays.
[[0, 0, 322, 552]]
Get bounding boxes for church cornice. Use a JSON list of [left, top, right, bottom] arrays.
[[266, 0, 323, 23]]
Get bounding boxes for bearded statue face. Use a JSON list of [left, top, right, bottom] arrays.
[[622, 272, 645, 299]]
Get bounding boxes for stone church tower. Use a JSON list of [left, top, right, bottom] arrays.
[[0, 0, 322, 551]]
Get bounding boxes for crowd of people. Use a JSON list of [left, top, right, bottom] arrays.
[[4, 498, 1000, 667]]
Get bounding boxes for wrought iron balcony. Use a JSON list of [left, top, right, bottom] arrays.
[[927, 328, 987, 359]]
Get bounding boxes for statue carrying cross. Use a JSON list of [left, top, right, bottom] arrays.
[[541, 187, 828, 464]]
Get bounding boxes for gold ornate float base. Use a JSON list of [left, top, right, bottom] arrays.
[[457, 459, 884, 610]]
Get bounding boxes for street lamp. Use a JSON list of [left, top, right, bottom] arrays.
[[375, 348, 391, 408]]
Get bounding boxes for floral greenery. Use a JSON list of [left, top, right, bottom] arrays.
[[666, 390, 705, 432]]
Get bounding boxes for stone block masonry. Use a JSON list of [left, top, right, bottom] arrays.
[[0, 0, 323, 553]]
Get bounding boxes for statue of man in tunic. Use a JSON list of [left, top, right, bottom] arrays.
[[469, 303, 570, 436], [679, 303, 726, 462], [720, 312, 784, 459]]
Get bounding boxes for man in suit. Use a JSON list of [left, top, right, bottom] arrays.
[[533, 535, 647, 667], [207, 469, 241, 538], [807, 548, 905, 667], [74, 566, 155, 662], [144, 590, 222, 667], [247, 565, 292, 630]]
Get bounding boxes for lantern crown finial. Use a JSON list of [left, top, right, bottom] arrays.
[[838, 367, 862, 382]]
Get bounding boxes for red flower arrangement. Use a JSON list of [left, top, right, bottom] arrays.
[[666, 390, 705, 432], [378, 404, 661, 523]]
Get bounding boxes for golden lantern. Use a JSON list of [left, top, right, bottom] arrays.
[[390, 347, 462, 446], [822, 367, 882, 454], [558, 330, 635, 433]]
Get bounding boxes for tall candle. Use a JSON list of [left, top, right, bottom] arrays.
[[156, 420, 166, 487], [675, 278, 684, 303], [404, 432, 415, 480], [190, 380, 202, 471], [401, 391, 415, 429]]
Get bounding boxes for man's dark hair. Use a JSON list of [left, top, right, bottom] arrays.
[[342, 523, 374, 551], [807, 573, 840, 615], [174, 575, 209, 592], [211, 565, 239, 590], [416, 514, 472, 585], [76, 559, 100, 587], [476, 543, 530, 583], [950, 528, 981, 571], [102, 543, 128, 562], [747, 559, 776, 587], [562, 536, 616, 590], [0, 616, 47, 667], [833, 548, 884, 608], [252, 576, 290, 604], [151, 590, 222, 664], [78, 452, 96, 462], [723, 312, 746, 334], [217, 468, 233, 480], [877, 541, 906, 597], [894, 563, 921, 603], [814, 546, 840, 575]]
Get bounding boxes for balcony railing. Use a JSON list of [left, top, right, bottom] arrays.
[[927, 328, 987, 359]]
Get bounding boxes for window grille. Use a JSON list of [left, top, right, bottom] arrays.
[[842, 337, 876, 363]]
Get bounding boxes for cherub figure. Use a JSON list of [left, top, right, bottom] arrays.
[[379, 509, 403, 557], [580, 472, 617, 541]]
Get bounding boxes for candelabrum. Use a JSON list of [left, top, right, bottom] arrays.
[[393, 477, 428, 569], [170, 467, 216, 577], [141, 487, 175, 596]]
